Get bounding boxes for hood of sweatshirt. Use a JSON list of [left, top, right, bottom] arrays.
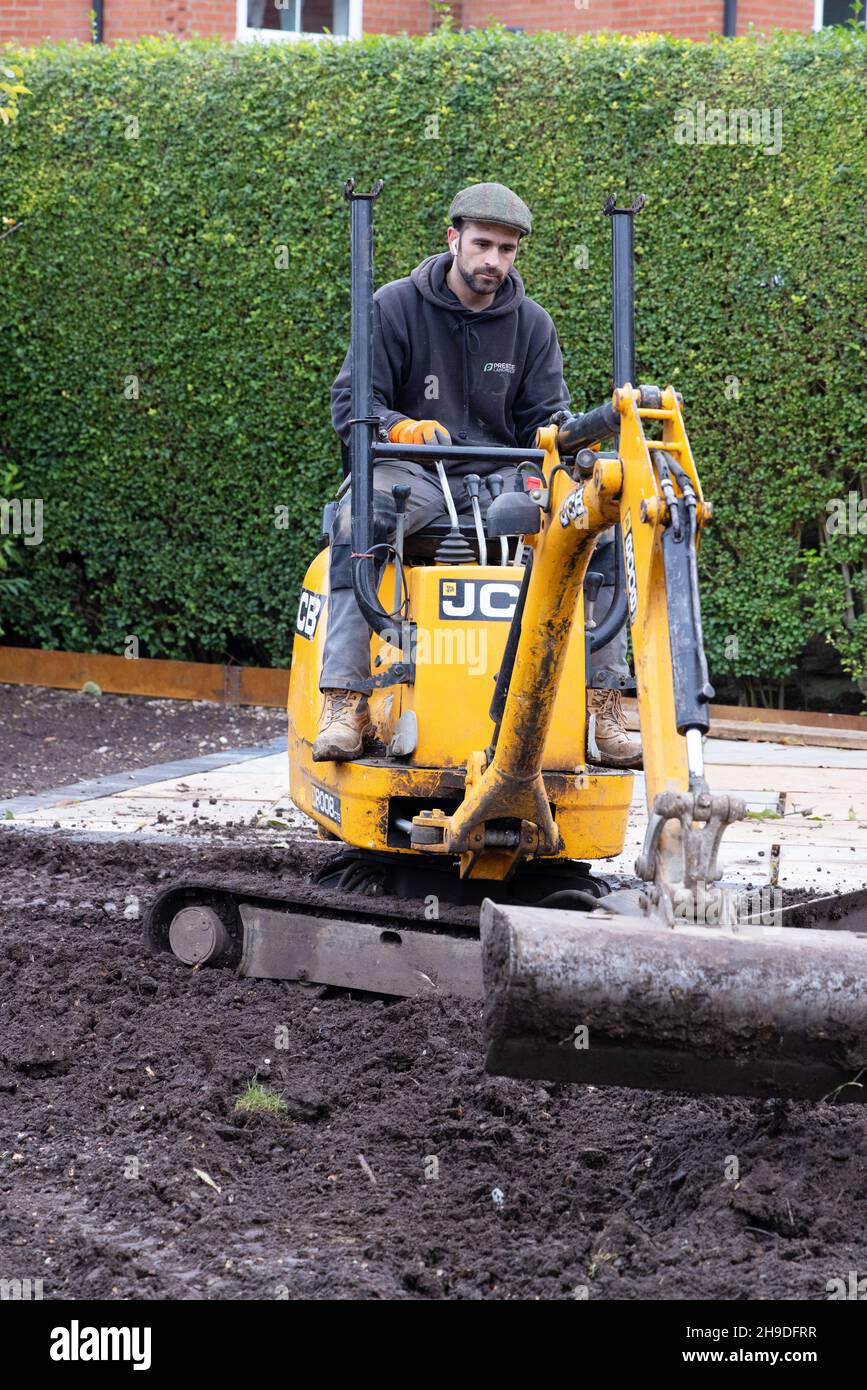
[[410, 251, 526, 319]]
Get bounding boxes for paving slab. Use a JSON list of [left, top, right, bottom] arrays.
[[703, 741, 867, 770], [0, 739, 288, 818], [4, 733, 865, 895]]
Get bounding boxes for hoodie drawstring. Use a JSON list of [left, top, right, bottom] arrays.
[[452, 319, 481, 435]]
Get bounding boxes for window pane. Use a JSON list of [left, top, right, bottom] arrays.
[[822, 0, 866, 23], [246, 0, 348, 33]]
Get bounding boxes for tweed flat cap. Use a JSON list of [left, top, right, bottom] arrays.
[[448, 182, 532, 236]]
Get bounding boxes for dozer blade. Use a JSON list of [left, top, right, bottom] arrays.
[[481, 892, 867, 1102]]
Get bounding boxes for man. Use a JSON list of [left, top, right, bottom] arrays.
[[315, 181, 641, 769]]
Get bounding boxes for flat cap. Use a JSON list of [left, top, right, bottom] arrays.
[[448, 182, 532, 237]]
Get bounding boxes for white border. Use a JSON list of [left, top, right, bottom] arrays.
[[237, 0, 362, 43]]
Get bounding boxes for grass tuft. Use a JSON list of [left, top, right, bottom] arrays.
[[233, 1081, 287, 1117]]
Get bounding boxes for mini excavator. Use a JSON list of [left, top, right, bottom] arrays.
[[145, 181, 867, 1104]]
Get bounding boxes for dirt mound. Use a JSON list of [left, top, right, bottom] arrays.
[[2, 831, 866, 1300], [0, 683, 285, 799]]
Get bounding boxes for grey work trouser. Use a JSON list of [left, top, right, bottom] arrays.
[[319, 460, 629, 694], [585, 530, 629, 686]]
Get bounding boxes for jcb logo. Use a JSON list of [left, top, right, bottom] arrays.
[[311, 783, 341, 826], [296, 588, 324, 640], [439, 579, 520, 621], [622, 514, 638, 626]]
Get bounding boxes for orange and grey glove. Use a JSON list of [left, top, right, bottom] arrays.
[[388, 418, 452, 447]]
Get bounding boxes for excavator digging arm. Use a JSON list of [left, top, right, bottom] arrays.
[[409, 383, 745, 908], [612, 381, 747, 910]]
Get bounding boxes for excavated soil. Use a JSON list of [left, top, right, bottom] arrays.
[[2, 830, 867, 1301], [0, 684, 286, 800]]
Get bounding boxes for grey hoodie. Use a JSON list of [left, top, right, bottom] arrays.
[[331, 250, 570, 473]]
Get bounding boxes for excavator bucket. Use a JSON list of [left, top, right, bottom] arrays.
[[481, 889, 867, 1102]]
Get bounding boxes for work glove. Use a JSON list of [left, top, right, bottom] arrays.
[[388, 418, 452, 447]]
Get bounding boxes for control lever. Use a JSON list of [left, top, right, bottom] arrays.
[[487, 473, 508, 565], [432, 454, 475, 565], [464, 474, 487, 566], [391, 484, 411, 613], [511, 473, 526, 568], [583, 568, 606, 763], [584, 569, 605, 684], [434, 459, 460, 529]]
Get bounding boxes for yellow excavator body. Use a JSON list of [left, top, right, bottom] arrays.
[[288, 546, 633, 866]]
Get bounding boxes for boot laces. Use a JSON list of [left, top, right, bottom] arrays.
[[324, 690, 363, 719], [595, 688, 625, 728]]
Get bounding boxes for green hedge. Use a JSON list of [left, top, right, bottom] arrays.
[[0, 27, 865, 697]]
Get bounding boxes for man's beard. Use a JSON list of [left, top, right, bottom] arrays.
[[456, 257, 501, 294]]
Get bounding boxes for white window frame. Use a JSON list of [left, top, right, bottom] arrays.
[[813, 0, 867, 27], [237, 0, 362, 43]]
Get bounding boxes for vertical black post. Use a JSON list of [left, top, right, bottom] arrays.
[[345, 179, 380, 561], [723, 0, 737, 37], [611, 210, 634, 389], [588, 196, 646, 679], [603, 194, 644, 390], [343, 178, 393, 637]]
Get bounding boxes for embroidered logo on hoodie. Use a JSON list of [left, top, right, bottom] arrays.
[[483, 361, 516, 373]]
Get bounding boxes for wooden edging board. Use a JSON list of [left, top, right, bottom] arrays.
[[1, 645, 865, 749], [0, 645, 290, 708]]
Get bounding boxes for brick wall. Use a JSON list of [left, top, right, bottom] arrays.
[[105, 0, 209, 40], [0, 0, 235, 44], [362, 0, 432, 31], [0, 0, 817, 54], [0, 0, 92, 45], [738, 0, 813, 32], [460, 0, 813, 38]]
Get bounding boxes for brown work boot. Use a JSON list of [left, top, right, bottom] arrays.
[[312, 689, 374, 763], [586, 687, 642, 769]]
